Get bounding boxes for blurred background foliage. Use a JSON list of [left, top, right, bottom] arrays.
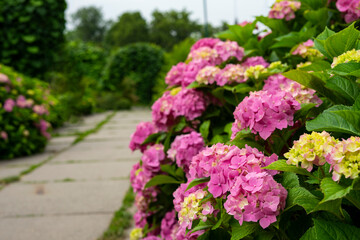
[[0, 1, 228, 127]]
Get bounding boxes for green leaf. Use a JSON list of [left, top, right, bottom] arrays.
[[228, 23, 257, 46], [325, 23, 360, 59], [286, 187, 320, 213], [294, 103, 317, 120], [142, 132, 166, 145], [320, 177, 353, 203], [186, 177, 210, 191], [231, 220, 259, 240], [256, 16, 289, 34], [297, 60, 331, 72], [325, 75, 359, 104], [200, 120, 211, 141], [210, 134, 228, 144], [304, 8, 329, 29], [310, 199, 344, 219], [346, 190, 360, 209], [306, 106, 360, 136], [263, 160, 315, 177], [329, 62, 360, 78], [300, 219, 360, 240], [281, 172, 300, 189], [26, 46, 39, 53], [22, 35, 36, 43], [187, 81, 202, 89], [191, 221, 213, 233], [282, 70, 338, 102], [314, 27, 335, 59], [145, 175, 182, 188], [223, 84, 255, 94]]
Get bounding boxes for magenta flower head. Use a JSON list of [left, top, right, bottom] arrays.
[[215, 64, 247, 86], [263, 74, 322, 107], [130, 162, 151, 193], [1, 131, 8, 140], [141, 144, 165, 177], [16, 95, 27, 108], [0, 73, 9, 83], [151, 91, 176, 131], [173, 88, 209, 121], [160, 210, 178, 240], [165, 62, 187, 87], [3, 98, 15, 112], [167, 131, 205, 175], [243, 56, 270, 68], [231, 90, 301, 140], [36, 119, 51, 139], [336, 0, 360, 23], [195, 66, 221, 85], [190, 38, 222, 52], [214, 40, 245, 62], [129, 121, 158, 152], [33, 105, 49, 115], [268, 1, 301, 21], [187, 46, 220, 66]]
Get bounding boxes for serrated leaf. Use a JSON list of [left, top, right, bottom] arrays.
[[320, 177, 353, 203], [186, 177, 210, 191], [200, 120, 211, 141], [306, 106, 360, 136], [145, 175, 182, 188], [325, 23, 360, 59], [314, 27, 335, 59], [281, 172, 300, 189], [300, 219, 360, 240], [310, 199, 344, 219], [325, 75, 359, 104], [286, 187, 320, 213], [263, 160, 315, 177], [231, 220, 259, 240]]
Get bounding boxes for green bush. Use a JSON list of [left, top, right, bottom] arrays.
[[0, 0, 66, 78], [0, 65, 60, 159], [103, 43, 165, 104]]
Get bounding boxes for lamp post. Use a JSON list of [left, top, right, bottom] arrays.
[[203, 0, 209, 37]]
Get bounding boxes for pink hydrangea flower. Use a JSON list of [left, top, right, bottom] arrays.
[[182, 60, 208, 86], [336, 0, 360, 23], [195, 66, 221, 85], [215, 64, 247, 86], [165, 62, 187, 87], [167, 131, 205, 175], [172, 88, 209, 121], [263, 74, 322, 107], [0, 73, 9, 83], [160, 210, 178, 240], [190, 38, 222, 52], [36, 119, 51, 139], [3, 99, 15, 112], [16, 95, 28, 108], [232, 90, 301, 140], [142, 236, 161, 240], [130, 162, 152, 193], [151, 91, 176, 131], [268, 1, 301, 21], [129, 121, 158, 152], [1, 131, 8, 140], [214, 40, 245, 62], [141, 144, 165, 177], [243, 57, 270, 68], [33, 105, 48, 115], [134, 210, 149, 228], [187, 47, 220, 65]]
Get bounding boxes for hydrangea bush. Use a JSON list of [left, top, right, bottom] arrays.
[[0, 65, 58, 159], [128, 0, 360, 239]]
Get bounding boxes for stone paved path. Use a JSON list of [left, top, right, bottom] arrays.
[[0, 108, 150, 240]]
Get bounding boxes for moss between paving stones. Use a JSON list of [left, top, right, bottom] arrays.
[[99, 187, 135, 240]]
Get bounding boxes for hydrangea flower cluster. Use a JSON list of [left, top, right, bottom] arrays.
[[160, 210, 179, 240], [195, 56, 269, 86], [178, 189, 215, 230], [284, 131, 338, 171], [292, 40, 323, 59], [129, 121, 158, 152], [268, 1, 301, 21], [263, 74, 322, 106], [165, 38, 244, 87], [167, 131, 205, 174], [327, 136, 360, 181], [231, 90, 301, 140], [152, 88, 209, 130], [336, 0, 360, 23], [186, 143, 286, 228], [332, 49, 360, 68]]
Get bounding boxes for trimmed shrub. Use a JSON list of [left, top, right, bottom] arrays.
[[103, 43, 165, 104], [0, 0, 66, 78]]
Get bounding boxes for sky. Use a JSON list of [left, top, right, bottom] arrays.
[[66, 0, 276, 29]]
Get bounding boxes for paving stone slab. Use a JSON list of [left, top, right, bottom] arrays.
[[0, 166, 28, 179], [0, 213, 112, 240], [0, 153, 52, 168], [50, 143, 141, 163], [22, 161, 133, 182], [0, 180, 129, 217], [48, 136, 77, 145]]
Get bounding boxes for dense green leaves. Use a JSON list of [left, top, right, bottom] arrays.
[[230, 220, 259, 240], [145, 175, 183, 188]]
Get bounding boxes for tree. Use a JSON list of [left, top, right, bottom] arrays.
[[149, 9, 202, 50], [70, 6, 107, 44], [104, 12, 149, 49], [0, 0, 66, 78]]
